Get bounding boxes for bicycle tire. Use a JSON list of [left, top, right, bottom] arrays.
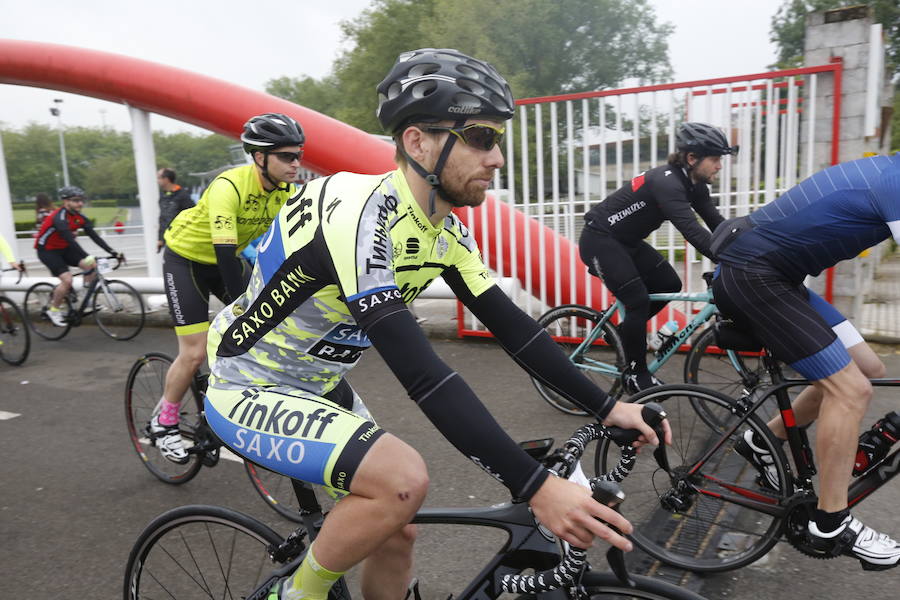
[[124, 352, 203, 484], [532, 304, 625, 415], [683, 327, 780, 427], [23, 282, 72, 340], [594, 384, 792, 572], [0, 296, 30, 365], [244, 460, 304, 523], [123, 504, 285, 600], [513, 570, 707, 599], [93, 278, 145, 340]]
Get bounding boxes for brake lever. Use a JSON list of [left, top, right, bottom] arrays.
[[592, 480, 635, 588], [603, 402, 666, 446]]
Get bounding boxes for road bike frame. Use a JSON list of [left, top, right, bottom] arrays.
[[566, 289, 727, 379], [666, 352, 900, 520]]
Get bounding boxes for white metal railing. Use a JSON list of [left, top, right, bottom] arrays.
[[458, 64, 844, 335]]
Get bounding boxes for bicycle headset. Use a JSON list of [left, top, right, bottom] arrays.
[[375, 48, 515, 215], [240, 113, 305, 192]]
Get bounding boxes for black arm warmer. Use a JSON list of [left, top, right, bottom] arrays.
[[214, 244, 247, 302], [360, 302, 548, 500], [450, 282, 615, 419], [83, 220, 114, 254]]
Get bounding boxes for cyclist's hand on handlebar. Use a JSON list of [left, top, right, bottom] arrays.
[[8, 261, 23, 272], [602, 401, 671, 447], [529, 475, 634, 551]]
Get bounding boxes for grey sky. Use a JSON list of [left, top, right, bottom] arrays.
[[0, 0, 783, 135]]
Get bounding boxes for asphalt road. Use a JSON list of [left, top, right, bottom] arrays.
[[1, 324, 898, 598]]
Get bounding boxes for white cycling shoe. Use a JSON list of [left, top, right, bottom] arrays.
[[149, 415, 189, 464], [809, 514, 900, 571], [46, 308, 67, 327]]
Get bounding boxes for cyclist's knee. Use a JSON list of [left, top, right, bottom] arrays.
[[176, 333, 208, 369], [356, 435, 429, 516], [617, 277, 650, 311], [821, 369, 872, 416]]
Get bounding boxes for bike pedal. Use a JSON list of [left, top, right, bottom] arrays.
[[859, 560, 898, 572]]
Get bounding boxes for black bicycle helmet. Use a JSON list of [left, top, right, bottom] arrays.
[[58, 185, 85, 199], [676, 122, 738, 157], [376, 48, 515, 134], [241, 113, 305, 153]]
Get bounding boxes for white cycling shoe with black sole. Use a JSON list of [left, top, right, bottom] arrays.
[[808, 514, 900, 571], [149, 415, 189, 464]]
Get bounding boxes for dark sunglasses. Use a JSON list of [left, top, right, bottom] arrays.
[[270, 150, 304, 164], [425, 123, 505, 152]]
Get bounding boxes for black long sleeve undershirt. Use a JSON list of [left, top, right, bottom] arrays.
[[356, 302, 548, 500], [447, 279, 615, 419]]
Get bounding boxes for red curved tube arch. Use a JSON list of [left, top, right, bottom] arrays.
[[0, 39, 594, 309]]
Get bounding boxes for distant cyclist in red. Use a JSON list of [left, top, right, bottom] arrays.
[[34, 186, 122, 326]]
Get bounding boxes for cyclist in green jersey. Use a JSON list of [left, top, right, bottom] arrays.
[[152, 113, 305, 463], [0, 233, 23, 273], [204, 49, 670, 600]]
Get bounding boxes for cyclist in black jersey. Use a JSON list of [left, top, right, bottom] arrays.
[[207, 49, 671, 600], [579, 122, 737, 393]]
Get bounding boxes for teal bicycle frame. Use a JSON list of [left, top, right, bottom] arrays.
[[566, 288, 726, 379]]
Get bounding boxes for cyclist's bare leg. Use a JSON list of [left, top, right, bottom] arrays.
[[360, 525, 417, 600], [79, 257, 97, 287], [298, 434, 427, 598], [767, 342, 884, 438], [51, 271, 73, 308], [810, 362, 872, 512], [163, 330, 207, 406]]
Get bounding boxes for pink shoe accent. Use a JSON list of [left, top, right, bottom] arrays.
[[158, 400, 181, 426]]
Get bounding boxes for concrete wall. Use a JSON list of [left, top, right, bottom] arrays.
[[800, 6, 894, 318]]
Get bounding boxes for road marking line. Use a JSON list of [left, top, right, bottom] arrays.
[[0, 411, 21, 420]]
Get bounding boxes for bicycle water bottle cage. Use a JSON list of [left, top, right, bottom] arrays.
[[713, 320, 764, 352]]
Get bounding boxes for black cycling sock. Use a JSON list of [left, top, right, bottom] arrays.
[[813, 508, 850, 533]]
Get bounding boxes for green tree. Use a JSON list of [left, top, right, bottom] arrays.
[[769, 0, 899, 150], [0, 123, 233, 202], [265, 0, 672, 133]]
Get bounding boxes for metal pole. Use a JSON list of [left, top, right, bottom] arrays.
[[128, 106, 162, 277], [51, 99, 70, 187]]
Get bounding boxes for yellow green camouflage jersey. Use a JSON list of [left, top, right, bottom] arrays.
[[207, 169, 494, 394], [164, 163, 294, 264]]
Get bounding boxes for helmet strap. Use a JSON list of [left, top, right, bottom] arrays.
[[404, 119, 464, 217], [259, 152, 290, 192]]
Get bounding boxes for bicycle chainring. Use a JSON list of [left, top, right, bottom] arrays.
[[783, 493, 837, 560]]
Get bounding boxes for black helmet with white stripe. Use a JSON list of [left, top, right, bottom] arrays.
[[676, 122, 738, 157], [241, 113, 305, 153], [58, 185, 85, 200], [376, 48, 515, 134]]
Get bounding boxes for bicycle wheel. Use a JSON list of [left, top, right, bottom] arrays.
[[0, 297, 30, 365], [245, 461, 303, 523], [23, 282, 72, 340], [513, 570, 707, 599], [123, 504, 285, 600], [594, 384, 792, 572], [683, 327, 780, 427], [532, 305, 626, 415], [124, 352, 204, 484], [93, 278, 145, 340]]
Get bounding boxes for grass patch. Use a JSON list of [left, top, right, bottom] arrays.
[[13, 205, 128, 232]]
